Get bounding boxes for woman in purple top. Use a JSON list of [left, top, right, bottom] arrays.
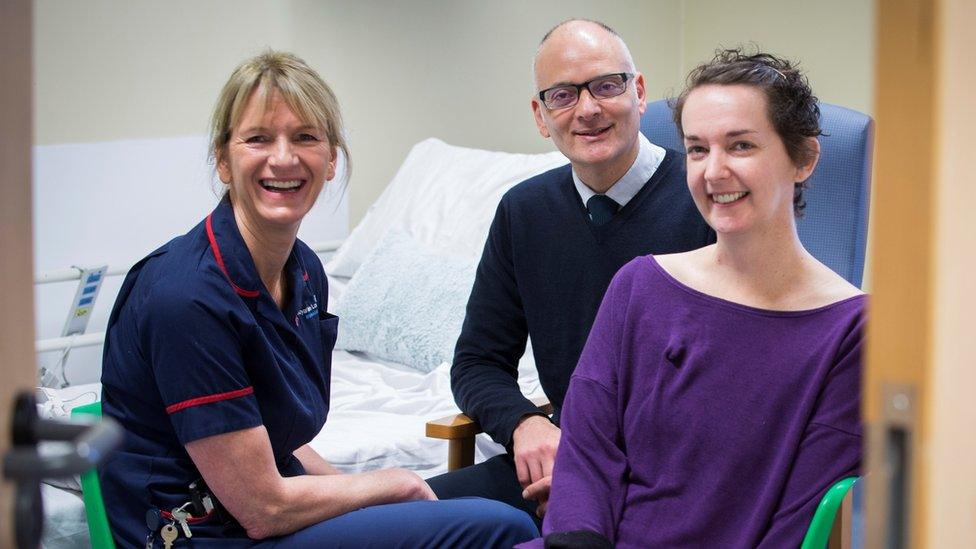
[[524, 49, 867, 548]]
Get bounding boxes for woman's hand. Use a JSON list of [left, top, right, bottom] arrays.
[[375, 468, 439, 502], [186, 427, 436, 539]]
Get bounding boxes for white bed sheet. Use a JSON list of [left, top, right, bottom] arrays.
[[310, 347, 544, 479]]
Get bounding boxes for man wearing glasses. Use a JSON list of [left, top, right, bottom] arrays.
[[427, 19, 714, 523]]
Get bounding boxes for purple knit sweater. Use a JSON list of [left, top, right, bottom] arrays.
[[522, 255, 865, 548]]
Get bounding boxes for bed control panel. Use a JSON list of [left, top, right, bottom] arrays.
[[61, 265, 108, 338]]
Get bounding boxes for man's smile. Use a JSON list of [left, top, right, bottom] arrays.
[[573, 124, 613, 140]]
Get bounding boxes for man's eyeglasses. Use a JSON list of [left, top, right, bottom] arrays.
[[537, 73, 634, 110]]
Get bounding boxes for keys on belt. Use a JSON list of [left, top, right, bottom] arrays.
[[146, 500, 211, 547], [160, 524, 179, 549], [143, 478, 224, 546]]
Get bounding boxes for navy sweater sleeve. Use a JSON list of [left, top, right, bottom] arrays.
[[451, 195, 541, 446]]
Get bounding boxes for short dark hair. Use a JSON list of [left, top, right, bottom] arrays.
[[672, 48, 822, 216]]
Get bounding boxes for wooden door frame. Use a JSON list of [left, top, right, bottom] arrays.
[[0, 0, 36, 546], [867, 0, 976, 547]]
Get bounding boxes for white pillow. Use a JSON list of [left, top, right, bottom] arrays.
[[333, 230, 478, 373], [326, 138, 567, 278]]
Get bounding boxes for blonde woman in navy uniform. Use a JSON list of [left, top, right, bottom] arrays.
[[99, 51, 537, 548]]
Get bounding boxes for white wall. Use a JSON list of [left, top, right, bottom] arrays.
[[32, 0, 874, 384]]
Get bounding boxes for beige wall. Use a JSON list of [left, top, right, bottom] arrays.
[[682, 0, 875, 115], [34, 0, 873, 227]]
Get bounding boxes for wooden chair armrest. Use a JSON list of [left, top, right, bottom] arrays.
[[425, 396, 552, 471], [426, 412, 480, 440]]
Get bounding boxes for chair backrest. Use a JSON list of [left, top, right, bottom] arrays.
[[640, 99, 874, 288], [71, 401, 117, 549]]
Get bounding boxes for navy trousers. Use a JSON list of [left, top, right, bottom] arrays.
[[253, 497, 537, 548]]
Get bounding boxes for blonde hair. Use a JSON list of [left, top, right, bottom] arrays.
[[209, 50, 350, 179]]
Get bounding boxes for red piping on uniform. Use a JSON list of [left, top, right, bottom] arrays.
[[205, 213, 260, 298], [165, 386, 255, 414], [160, 508, 214, 524]]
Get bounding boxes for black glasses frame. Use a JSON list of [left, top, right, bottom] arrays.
[[537, 72, 635, 110]]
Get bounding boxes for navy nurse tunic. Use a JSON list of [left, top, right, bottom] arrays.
[[99, 197, 337, 546]]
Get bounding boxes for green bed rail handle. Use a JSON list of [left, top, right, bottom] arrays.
[[800, 476, 859, 549], [71, 400, 117, 549]]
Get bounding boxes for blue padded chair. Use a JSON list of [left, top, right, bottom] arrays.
[[640, 99, 874, 287]]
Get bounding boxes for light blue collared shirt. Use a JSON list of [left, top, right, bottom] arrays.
[[573, 133, 666, 213]]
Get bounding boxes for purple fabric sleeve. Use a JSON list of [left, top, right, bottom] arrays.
[[759, 322, 863, 545]]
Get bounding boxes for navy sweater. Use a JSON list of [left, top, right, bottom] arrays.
[[451, 149, 715, 446]]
